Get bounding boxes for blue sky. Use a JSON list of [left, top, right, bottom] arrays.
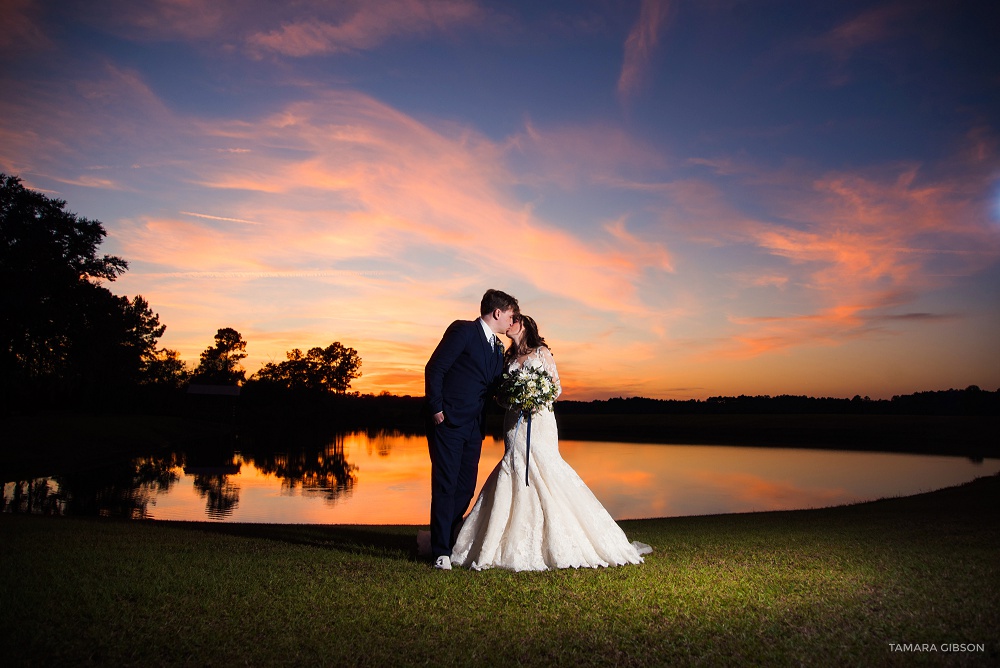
[[2, 0, 998, 399]]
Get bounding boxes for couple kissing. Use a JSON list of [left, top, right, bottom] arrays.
[[424, 289, 651, 572]]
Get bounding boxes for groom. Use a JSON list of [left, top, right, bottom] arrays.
[[425, 289, 519, 570]]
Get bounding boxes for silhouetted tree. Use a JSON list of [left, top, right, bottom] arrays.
[[1, 174, 167, 406], [141, 348, 189, 389], [73, 292, 168, 390], [191, 327, 247, 386], [251, 342, 361, 393]]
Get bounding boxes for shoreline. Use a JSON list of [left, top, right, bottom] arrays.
[[102, 471, 1000, 529], [5, 471, 995, 529]]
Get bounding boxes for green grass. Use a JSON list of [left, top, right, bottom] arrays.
[[3, 475, 998, 667]]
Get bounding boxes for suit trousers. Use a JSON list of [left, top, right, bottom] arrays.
[[428, 416, 484, 558]]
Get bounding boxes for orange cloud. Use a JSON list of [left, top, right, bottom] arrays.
[[175, 91, 674, 314], [3, 35, 997, 400], [633, 149, 1000, 361], [6, 62, 677, 389]]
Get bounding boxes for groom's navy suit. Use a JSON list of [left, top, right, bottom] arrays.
[[425, 319, 505, 558]]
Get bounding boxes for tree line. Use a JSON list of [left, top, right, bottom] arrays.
[[1, 174, 360, 413], [557, 386, 1000, 417], [184, 326, 360, 393]]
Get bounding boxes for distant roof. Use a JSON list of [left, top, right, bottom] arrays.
[[187, 384, 241, 396]]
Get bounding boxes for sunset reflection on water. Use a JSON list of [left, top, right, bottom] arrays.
[[6, 433, 999, 523], [127, 433, 1000, 525]]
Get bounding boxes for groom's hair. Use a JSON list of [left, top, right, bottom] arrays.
[[480, 289, 519, 316]]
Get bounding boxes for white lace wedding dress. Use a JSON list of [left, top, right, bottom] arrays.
[[450, 347, 652, 571]]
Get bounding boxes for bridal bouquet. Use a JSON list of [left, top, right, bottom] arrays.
[[499, 365, 559, 414]]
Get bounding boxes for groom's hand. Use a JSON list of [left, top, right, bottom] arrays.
[[433, 411, 445, 425]]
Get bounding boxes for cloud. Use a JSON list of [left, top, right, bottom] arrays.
[[74, 0, 231, 42], [877, 312, 957, 322], [5, 9, 998, 400], [816, 2, 907, 58], [512, 120, 667, 189], [247, 0, 487, 57], [0, 0, 52, 53], [2, 64, 677, 390], [0, 64, 181, 186], [724, 162, 999, 356], [607, 142, 1000, 361], [180, 211, 261, 225], [805, 1, 921, 86], [604, 217, 674, 273], [617, 0, 672, 102], [49, 0, 489, 56], [173, 91, 673, 315]]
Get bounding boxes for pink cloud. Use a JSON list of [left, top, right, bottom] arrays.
[[817, 3, 907, 56], [248, 0, 486, 57], [613, 142, 1000, 361], [0, 63, 185, 185], [721, 161, 1000, 356], [604, 217, 674, 273], [514, 120, 667, 189], [74, 0, 231, 42], [5, 43, 997, 399], [805, 2, 921, 86], [617, 0, 672, 101], [0, 73, 670, 387], [55, 0, 488, 56], [0, 0, 52, 53], [174, 91, 673, 315]]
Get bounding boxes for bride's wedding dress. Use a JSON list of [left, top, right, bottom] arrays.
[[450, 347, 652, 571]]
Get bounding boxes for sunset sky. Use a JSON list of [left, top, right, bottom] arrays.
[[3, 0, 999, 400]]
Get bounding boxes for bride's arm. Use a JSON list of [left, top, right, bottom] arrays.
[[538, 347, 561, 399]]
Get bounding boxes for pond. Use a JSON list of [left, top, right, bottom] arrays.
[[4, 431, 998, 524]]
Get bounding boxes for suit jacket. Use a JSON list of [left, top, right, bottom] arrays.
[[425, 319, 504, 428]]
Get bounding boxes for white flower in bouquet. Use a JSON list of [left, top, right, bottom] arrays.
[[499, 365, 559, 414]]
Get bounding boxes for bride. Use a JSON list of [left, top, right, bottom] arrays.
[[450, 314, 652, 571]]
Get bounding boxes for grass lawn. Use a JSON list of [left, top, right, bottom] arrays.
[[3, 474, 997, 667]]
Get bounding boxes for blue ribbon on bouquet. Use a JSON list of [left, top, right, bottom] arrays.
[[513, 410, 532, 486]]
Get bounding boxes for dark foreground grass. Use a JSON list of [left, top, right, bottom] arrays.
[[3, 476, 998, 667]]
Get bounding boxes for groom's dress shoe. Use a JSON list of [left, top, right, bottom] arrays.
[[434, 556, 452, 570]]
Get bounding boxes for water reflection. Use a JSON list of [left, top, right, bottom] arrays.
[[253, 436, 358, 503], [5, 455, 183, 519], [191, 473, 240, 519], [4, 432, 999, 524], [5, 478, 66, 515]]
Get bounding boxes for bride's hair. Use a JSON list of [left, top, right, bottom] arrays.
[[507, 314, 549, 359]]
